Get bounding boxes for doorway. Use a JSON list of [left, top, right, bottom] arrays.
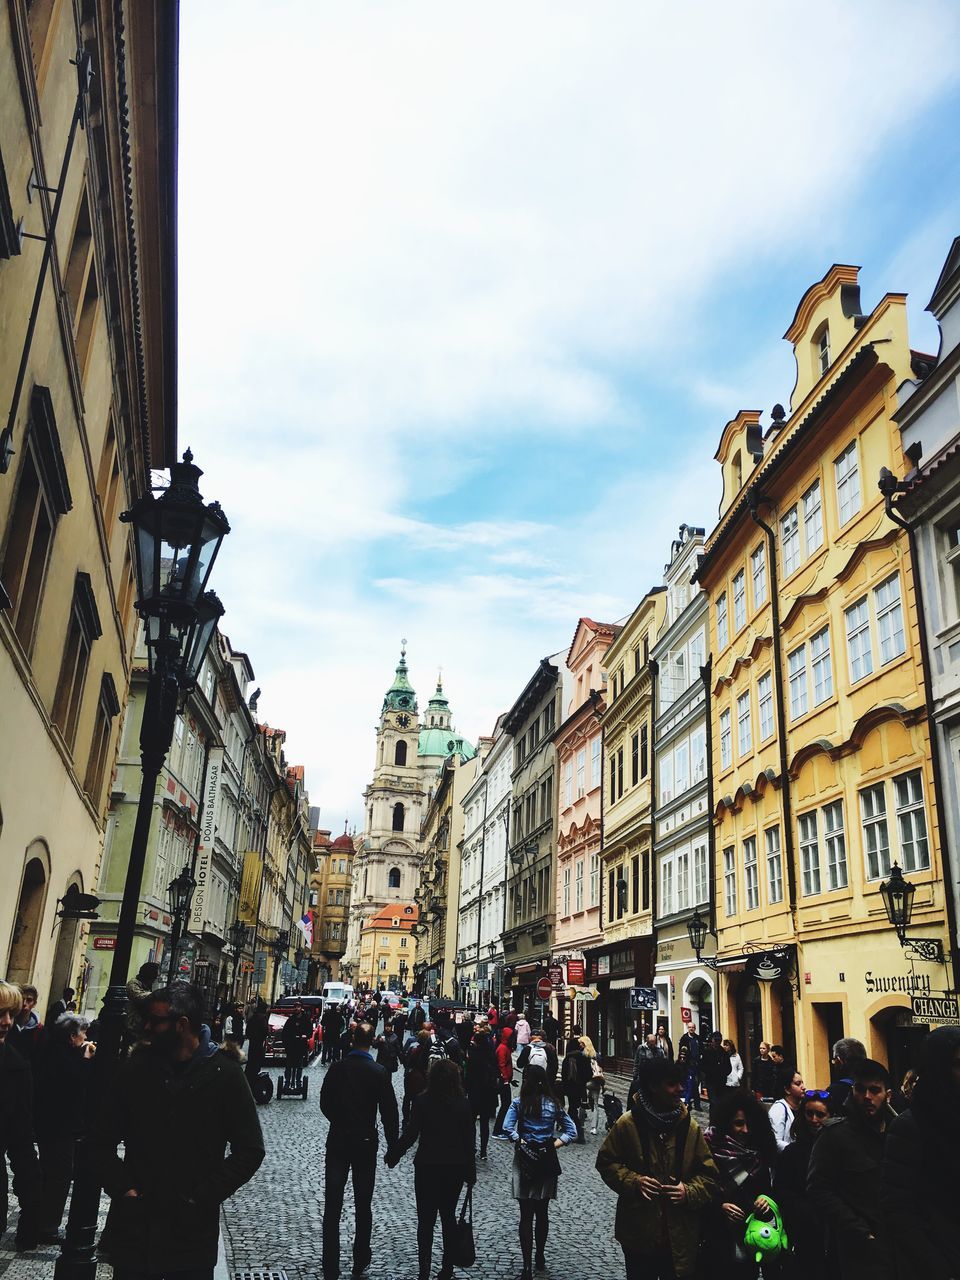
[[737, 981, 763, 1067], [48, 874, 83, 1013], [812, 1001, 845, 1086], [875, 1007, 927, 1085], [684, 975, 715, 1038], [7, 849, 49, 985]]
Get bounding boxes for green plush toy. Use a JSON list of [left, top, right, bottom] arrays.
[[743, 1197, 789, 1263]]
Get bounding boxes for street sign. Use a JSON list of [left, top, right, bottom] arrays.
[[912, 994, 960, 1023], [681, 1006, 692, 1023], [536, 976, 554, 1001], [629, 986, 658, 1012], [92, 937, 115, 951]]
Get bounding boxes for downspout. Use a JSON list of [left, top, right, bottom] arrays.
[[475, 771, 489, 1002], [881, 471, 960, 994], [648, 660, 659, 989], [748, 485, 799, 917], [700, 657, 717, 941]]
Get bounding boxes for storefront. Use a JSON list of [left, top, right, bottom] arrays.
[[717, 945, 798, 1086], [506, 957, 550, 1018], [586, 937, 654, 1070], [654, 929, 717, 1047]]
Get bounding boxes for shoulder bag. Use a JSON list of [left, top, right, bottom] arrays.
[[451, 1185, 476, 1268], [516, 1105, 563, 1181]]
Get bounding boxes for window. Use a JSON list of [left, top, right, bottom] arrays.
[[744, 837, 759, 910], [835, 441, 861, 526], [336, 889, 345, 904], [562, 865, 571, 916], [860, 783, 891, 880], [781, 506, 800, 576], [591, 737, 601, 787], [642, 851, 651, 911], [691, 725, 706, 782], [659, 752, 674, 806], [640, 724, 649, 778], [53, 572, 102, 751], [737, 690, 752, 757], [96, 419, 124, 536], [823, 801, 847, 890], [845, 597, 873, 683], [394, 740, 407, 766], [723, 847, 737, 917], [733, 570, 746, 631], [392, 803, 405, 832], [694, 841, 708, 904], [632, 854, 640, 915], [675, 847, 690, 911], [788, 644, 808, 719], [758, 672, 773, 741], [328, 889, 335, 905], [576, 748, 585, 796], [765, 826, 783, 904], [388, 866, 401, 888], [400, 935, 407, 948], [799, 811, 821, 896], [716, 593, 728, 650], [895, 770, 929, 871], [0, 387, 71, 653], [816, 324, 831, 376], [631, 733, 639, 787], [564, 760, 573, 806], [751, 544, 767, 609], [810, 626, 833, 705], [803, 480, 824, 554], [615, 752, 623, 803], [610, 756, 616, 805], [675, 739, 690, 794], [575, 859, 584, 912], [719, 709, 732, 770], [589, 853, 600, 906], [875, 575, 905, 664], [83, 672, 120, 806], [661, 857, 674, 917]]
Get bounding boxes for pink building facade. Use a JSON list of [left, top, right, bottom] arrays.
[[552, 618, 620, 1039]]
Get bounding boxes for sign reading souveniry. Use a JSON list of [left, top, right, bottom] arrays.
[[190, 747, 224, 932]]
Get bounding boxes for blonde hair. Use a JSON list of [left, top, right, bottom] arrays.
[[0, 982, 24, 1015]]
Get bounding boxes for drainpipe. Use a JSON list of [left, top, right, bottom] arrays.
[[700, 657, 717, 941], [648, 660, 659, 990], [748, 485, 799, 917], [880, 470, 960, 995], [474, 772, 489, 1002]]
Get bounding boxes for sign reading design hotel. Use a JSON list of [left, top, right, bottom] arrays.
[[190, 747, 224, 932]]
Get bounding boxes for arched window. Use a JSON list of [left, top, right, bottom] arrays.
[[388, 866, 401, 889], [394, 740, 407, 766], [392, 803, 405, 832]]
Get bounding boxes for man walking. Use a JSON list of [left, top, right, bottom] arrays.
[[678, 1024, 701, 1112], [97, 983, 264, 1280], [596, 1057, 718, 1278], [698, 1031, 731, 1119], [0, 982, 42, 1251], [807, 1056, 894, 1279], [826, 1036, 867, 1116], [321, 1002, 344, 1064], [320, 1021, 399, 1279], [244, 999, 269, 1085], [517, 1028, 558, 1082]]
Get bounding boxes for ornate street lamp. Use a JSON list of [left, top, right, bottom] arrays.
[[228, 918, 250, 999], [58, 453, 228, 1280], [879, 863, 944, 963], [271, 928, 290, 1002], [164, 865, 197, 982], [686, 907, 719, 970]]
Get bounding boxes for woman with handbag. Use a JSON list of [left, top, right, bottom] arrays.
[[387, 1057, 476, 1280], [503, 1064, 578, 1280], [704, 1088, 781, 1279]]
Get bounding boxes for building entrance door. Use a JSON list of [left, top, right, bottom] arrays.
[[738, 981, 763, 1066]]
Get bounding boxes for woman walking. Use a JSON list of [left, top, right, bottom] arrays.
[[723, 1039, 744, 1088], [560, 1038, 591, 1143], [388, 1058, 476, 1280], [493, 1025, 515, 1137], [774, 1089, 830, 1276], [465, 1023, 499, 1159], [704, 1088, 780, 1279], [503, 1064, 577, 1279]]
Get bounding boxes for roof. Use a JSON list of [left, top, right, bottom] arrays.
[[331, 832, 355, 851], [362, 902, 419, 931], [418, 728, 476, 761]]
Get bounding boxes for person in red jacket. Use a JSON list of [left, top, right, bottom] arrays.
[[493, 1029, 515, 1137], [488, 1005, 499, 1031]]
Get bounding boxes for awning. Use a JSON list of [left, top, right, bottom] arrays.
[[514, 962, 540, 974], [609, 977, 636, 991]]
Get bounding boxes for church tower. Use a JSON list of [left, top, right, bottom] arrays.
[[344, 644, 427, 971]]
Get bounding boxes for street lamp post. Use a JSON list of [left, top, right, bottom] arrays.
[[879, 863, 946, 964], [56, 451, 228, 1280], [164, 864, 197, 982], [271, 928, 290, 1003], [228, 918, 250, 1000]]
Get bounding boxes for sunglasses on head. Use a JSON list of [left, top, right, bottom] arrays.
[[804, 1088, 830, 1100]]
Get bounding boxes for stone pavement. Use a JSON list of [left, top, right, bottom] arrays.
[[222, 1062, 627, 1280], [0, 1178, 112, 1280]]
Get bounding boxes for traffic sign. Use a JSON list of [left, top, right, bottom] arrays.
[[536, 976, 554, 1001], [629, 986, 658, 1012]]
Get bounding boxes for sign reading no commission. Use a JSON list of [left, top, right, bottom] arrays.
[[912, 994, 960, 1024]]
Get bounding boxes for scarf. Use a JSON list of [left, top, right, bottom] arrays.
[[705, 1127, 765, 1183], [632, 1084, 684, 1135]]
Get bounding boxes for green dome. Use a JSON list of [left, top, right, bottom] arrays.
[[418, 727, 476, 761]]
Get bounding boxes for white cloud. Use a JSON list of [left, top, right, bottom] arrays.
[[176, 0, 960, 821]]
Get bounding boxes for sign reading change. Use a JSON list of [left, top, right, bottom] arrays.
[[912, 994, 960, 1025]]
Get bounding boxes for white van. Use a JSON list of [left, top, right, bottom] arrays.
[[321, 981, 354, 1011]]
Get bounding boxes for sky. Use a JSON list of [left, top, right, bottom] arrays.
[[177, 1, 960, 829]]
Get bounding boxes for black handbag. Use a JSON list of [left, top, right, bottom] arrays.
[[516, 1108, 563, 1181], [451, 1185, 475, 1268]]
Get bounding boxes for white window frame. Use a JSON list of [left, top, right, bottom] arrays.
[[875, 574, 906, 665], [691, 724, 707, 782], [845, 596, 874, 684], [823, 800, 848, 891], [765, 826, 783, 904], [751, 544, 767, 609], [788, 643, 808, 720], [575, 859, 584, 912], [835, 440, 861, 526], [675, 739, 690, 795], [737, 690, 752, 757], [799, 811, 821, 896], [576, 748, 586, 797], [781, 506, 800, 576], [660, 752, 674, 805], [719, 708, 732, 770], [717, 592, 728, 650], [589, 852, 600, 906], [859, 782, 891, 881], [661, 857, 675, 917], [810, 625, 833, 706], [744, 836, 759, 911], [562, 865, 571, 917], [694, 840, 708, 905], [894, 769, 930, 872], [803, 480, 824, 554], [723, 847, 737, 917], [676, 847, 690, 911], [733, 569, 746, 632], [591, 737, 601, 788], [758, 671, 774, 741], [564, 760, 573, 807]]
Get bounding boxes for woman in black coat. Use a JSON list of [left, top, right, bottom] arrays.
[[33, 1013, 95, 1241], [389, 1057, 476, 1280], [559, 1038, 591, 1143], [773, 1090, 829, 1276], [881, 1026, 960, 1280], [705, 1088, 780, 1280], [464, 1024, 499, 1159]]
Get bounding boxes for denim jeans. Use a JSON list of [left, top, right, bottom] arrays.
[[321, 1138, 377, 1279]]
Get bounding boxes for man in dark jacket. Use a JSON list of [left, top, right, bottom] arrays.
[[0, 982, 42, 1251], [517, 1030, 558, 1082], [541, 1009, 561, 1047], [244, 1000, 269, 1084], [12, 984, 43, 1063], [698, 1032, 730, 1119], [374, 1019, 401, 1081], [281, 1003, 310, 1088], [807, 1056, 894, 1280], [408, 999, 427, 1034], [321, 1003, 344, 1063], [320, 1021, 399, 1279], [826, 1036, 866, 1117], [96, 983, 264, 1279]]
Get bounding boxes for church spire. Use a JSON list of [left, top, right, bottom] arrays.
[[382, 640, 418, 714]]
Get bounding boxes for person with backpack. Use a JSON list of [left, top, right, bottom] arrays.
[[465, 1023, 499, 1159], [596, 1056, 719, 1278], [517, 1030, 558, 1083], [560, 1037, 592, 1143], [375, 1019, 402, 1083], [503, 1064, 578, 1280]]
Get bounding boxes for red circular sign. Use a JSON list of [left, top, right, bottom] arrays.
[[536, 976, 553, 1001]]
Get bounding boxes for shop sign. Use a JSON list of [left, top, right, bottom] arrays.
[[658, 941, 675, 960], [745, 947, 792, 981], [865, 971, 931, 995], [680, 1006, 692, 1023], [912, 994, 960, 1023], [548, 964, 564, 988], [629, 986, 658, 1011], [92, 937, 115, 951], [191, 747, 224, 932], [597, 955, 610, 976], [566, 985, 600, 1001], [567, 959, 585, 985]]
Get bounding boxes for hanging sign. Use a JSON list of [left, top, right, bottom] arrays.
[[745, 947, 792, 982], [548, 964, 564, 988], [567, 959, 585, 986], [190, 747, 224, 931], [629, 987, 659, 1011]]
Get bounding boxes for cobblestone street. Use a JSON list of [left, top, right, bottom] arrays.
[[222, 1063, 625, 1280]]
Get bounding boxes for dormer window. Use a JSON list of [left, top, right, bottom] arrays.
[[816, 324, 830, 376], [732, 450, 743, 490]]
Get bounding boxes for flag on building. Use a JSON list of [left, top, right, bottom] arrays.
[[295, 910, 313, 947]]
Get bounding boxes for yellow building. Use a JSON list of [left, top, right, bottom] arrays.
[[359, 902, 418, 992], [591, 589, 665, 1067], [311, 826, 356, 986], [0, 2, 176, 1007], [696, 265, 951, 1085]]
